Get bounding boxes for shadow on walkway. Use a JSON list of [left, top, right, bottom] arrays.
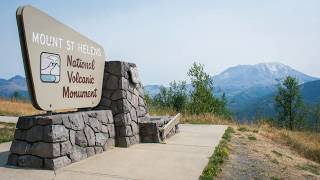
[[0, 150, 45, 171], [0, 150, 9, 166]]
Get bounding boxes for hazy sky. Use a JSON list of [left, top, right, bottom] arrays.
[[0, 0, 320, 85]]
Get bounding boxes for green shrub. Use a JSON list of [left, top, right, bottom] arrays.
[[0, 122, 15, 143], [248, 135, 257, 141], [222, 127, 235, 141], [238, 127, 249, 132], [200, 127, 234, 179], [146, 62, 231, 119]]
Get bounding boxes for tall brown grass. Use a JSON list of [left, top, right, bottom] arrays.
[[150, 107, 320, 164], [1, 100, 319, 164], [260, 123, 320, 164], [148, 106, 233, 125], [180, 113, 233, 125], [148, 106, 177, 116], [0, 122, 15, 143], [0, 98, 42, 116]]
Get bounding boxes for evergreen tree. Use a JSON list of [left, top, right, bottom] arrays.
[[150, 62, 230, 117], [153, 81, 188, 112], [187, 62, 216, 114], [169, 81, 188, 112], [311, 104, 320, 132], [11, 91, 21, 100], [275, 76, 303, 130]]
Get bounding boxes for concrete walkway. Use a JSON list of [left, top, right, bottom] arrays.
[[0, 124, 227, 180], [0, 116, 18, 124]]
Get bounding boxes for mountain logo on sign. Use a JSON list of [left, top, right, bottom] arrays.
[[40, 52, 60, 83]]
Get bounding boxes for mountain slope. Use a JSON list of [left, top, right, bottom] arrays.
[[228, 85, 277, 110], [0, 75, 29, 99], [144, 85, 161, 97], [213, 63, 318, 120], [1, 62, 318, 121], [214, 62, 318, 98], [235, 80, 320, 121], [142, 62, 318, 121], [144, 62, 318, 98], [300, 80, 320, 105]]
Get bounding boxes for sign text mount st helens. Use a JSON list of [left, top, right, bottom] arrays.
[[16, 5, 106, 110]]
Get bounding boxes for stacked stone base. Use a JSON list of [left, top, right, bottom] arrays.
[[7, 110, 115, 170], [7, 61, 181, 170], [139, 116, 180, 143]]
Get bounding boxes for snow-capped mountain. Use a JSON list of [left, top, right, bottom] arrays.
[[1, 62, 318, 121], [145, 62, 318, 98], [213, 62, 318, 97], [212, 62, 318, 119], [143, 62, 318, 120]]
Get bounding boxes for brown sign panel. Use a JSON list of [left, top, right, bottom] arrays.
[[16, 6, 106, 111]]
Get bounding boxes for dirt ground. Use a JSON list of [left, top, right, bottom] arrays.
[[216, 127, 320, 180]]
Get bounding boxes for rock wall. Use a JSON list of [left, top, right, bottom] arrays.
[[7, 61, 179, 170], [96, 61, 150, 147], [7, 110, 115, 169]]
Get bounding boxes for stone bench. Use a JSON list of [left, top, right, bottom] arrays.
[[139, 114, 181, 143], [6, 61, 182, 170]]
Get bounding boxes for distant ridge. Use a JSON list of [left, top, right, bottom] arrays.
[[213, 62, 318, 117], [1, 62, 319, 121], [145, 62, 318, 97], [0, 75, 29, 99], [213, 62, 318, 97], [144, 62, 319, 120], [235, 79, 320, 120]]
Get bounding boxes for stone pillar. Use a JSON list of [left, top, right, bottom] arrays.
[[7, 110, 115, 169], [96, 61, 150, 147]]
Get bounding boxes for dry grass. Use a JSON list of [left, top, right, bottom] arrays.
[[149, 107, 233, 125], [297, 164, 320, 175], [149, 106, 232, 124], [148, 106, 177, 116], [180, 113, 233, 125], [1, 100, 319, 165], [233, 123, 320, 163], [0, 99, 76, 116], [0, 98, 42, 116], [0, 122, 15, 143], [259, 123, 320, 164], [151, 108, 320, 165]]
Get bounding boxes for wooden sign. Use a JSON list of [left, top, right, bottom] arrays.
[[16, 6, 106, 111]]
